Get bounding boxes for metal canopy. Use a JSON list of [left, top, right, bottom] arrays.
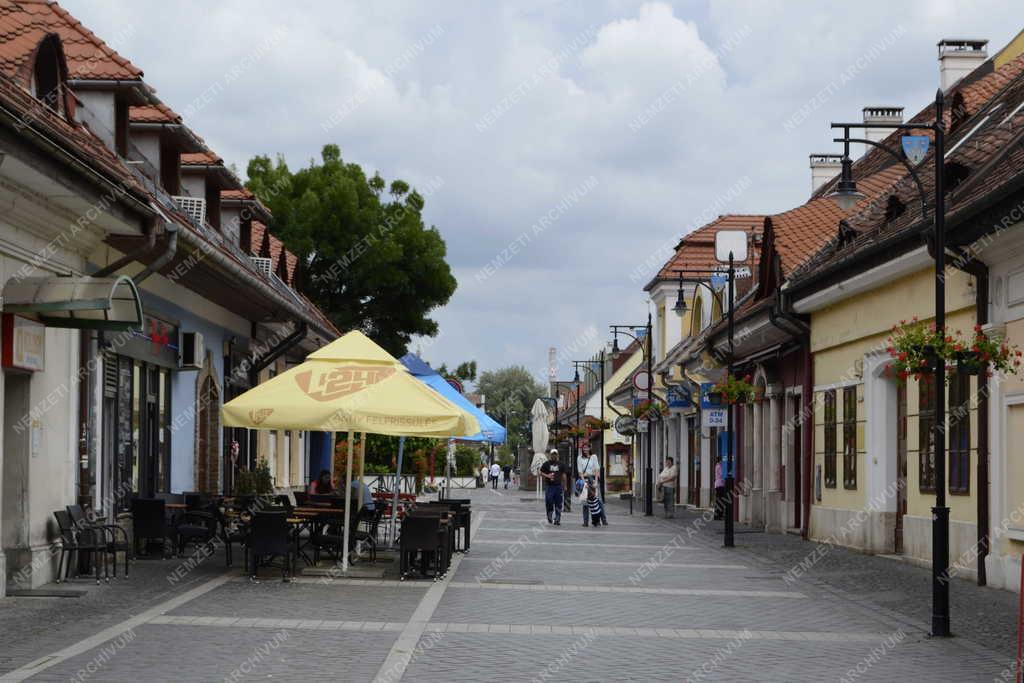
[[3, 275, 143, 331]]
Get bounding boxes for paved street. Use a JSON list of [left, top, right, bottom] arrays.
[[0, 489, 1018, 682]]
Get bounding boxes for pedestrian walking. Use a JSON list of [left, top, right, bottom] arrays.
[[714, 460, 726, 520], [540, 449, 565, 525], [489, 462, 501, 489], [586, 480, 607, 526], [576, 445, 600, 526], [479, 464, 488, 488], [502, 463, 512, 488], [657, 457, 678, 518]]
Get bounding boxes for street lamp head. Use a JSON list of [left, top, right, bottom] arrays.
[[673, 285, 688, 314], [827, 156, 865, 211], [573, 367, 580, 384], [611, 336, 621, 359]]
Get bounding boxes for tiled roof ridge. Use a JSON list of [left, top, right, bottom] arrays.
[[46, 0, 142, 79]]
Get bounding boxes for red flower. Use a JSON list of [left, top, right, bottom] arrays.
[[974, 324, 983, 332], [898, 352, 907, 361]]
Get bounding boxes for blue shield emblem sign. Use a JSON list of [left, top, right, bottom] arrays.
[[901, 135, 930, 165]]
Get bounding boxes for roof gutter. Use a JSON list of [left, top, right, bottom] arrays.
[[175, 227, 332, 340]]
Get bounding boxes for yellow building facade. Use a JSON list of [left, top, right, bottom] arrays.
[[795, 253, 983, 577]]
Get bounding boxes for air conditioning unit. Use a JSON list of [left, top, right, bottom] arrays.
[[179, 331, 204, 370], [172, 196, 207, 225], [250, 256, 272, 278]]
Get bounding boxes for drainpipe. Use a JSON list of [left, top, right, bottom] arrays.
[[92, 216, 158, 278], [947, 247, 990, 586], [778, 292, 814, 540], [132, 222, 178, 285]]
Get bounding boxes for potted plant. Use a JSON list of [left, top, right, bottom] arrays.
[[886, 319, 1022, 381], [711, 374, 755, 405]]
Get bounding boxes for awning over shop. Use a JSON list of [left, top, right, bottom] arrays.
[[3, 275, 143, 331], [399, 353, 506, 443]]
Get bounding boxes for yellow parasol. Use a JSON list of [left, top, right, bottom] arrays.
[[222, 330, 479, 571], [222, 330, 479, 437]]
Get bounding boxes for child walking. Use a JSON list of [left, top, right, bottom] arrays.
[[586, 481, 607, 527]]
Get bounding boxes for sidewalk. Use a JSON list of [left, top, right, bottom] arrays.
[[0, 487, 1016, 682]]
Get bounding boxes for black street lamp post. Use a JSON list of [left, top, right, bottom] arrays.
[[671, 266, 736, 547], [828, 90, 949, 637], [552, 380, 578, 511], [611, 313, 654, 516], [573, 351, 607, 500]]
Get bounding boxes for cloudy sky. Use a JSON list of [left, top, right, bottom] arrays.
[[65, 0, 1022, 386]]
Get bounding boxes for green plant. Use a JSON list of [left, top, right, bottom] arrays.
[[234, 459, 274, 495], [711, 375, 754, 404], [885, 319, 1021, 382], [631, 399, 667, 419]]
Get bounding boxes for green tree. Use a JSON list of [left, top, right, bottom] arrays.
[[246, 145, 457, 355], [436, 360, 477, 384], [476, 366, 546, 453]]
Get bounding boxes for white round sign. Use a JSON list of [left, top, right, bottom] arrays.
[[632, 371, 651, 391]]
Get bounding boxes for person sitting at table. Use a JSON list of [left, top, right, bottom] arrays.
[[350, 477, 375, 511], [309, 470, 334, 495]]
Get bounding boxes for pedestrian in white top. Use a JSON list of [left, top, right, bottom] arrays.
[[657, 457, 678, 518], [489, 462, 501, 489], [576, 445, 600, 526]]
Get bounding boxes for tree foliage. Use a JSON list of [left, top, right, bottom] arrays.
[[246, 145, 457, 355], [475, 366, 546, 449], [436, 360, 477, 383]]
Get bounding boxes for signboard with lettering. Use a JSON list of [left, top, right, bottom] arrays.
[[666, 386, 691, 410], [2, 314, 45, 371], [703, 408, 726, 428], [699, 382, 723, 410]]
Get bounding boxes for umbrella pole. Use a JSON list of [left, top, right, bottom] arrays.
[[342, 431, 354, 573], [389, 436, 405, 549]]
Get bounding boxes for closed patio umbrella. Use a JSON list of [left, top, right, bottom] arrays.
[[530, 399, 550, 499]]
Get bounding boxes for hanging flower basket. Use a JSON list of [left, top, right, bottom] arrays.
[[632, 399, 668, 420], [885, 319, 1021, 382], [711, 374, 755, 405]]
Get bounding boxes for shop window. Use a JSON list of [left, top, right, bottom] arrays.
[[823, 389, 836, 488], [919, 378, 936, 492], [842, 386, 857, 489], [949, 372, 970, 494]]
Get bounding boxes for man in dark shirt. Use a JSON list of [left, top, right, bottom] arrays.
[[502, 463, 512, 488], [540, 449, 565, 525]]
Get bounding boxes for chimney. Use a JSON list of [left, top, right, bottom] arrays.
[[938, 39, 988, 90], [863, 106, 903, 142], [809, 154, 842, 194]]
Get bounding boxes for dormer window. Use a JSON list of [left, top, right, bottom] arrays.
[[32, 34, 67, 116]]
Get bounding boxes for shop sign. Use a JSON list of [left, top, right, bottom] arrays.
[[2, 314, 45, 371]]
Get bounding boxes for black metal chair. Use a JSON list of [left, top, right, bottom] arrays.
[[54, 510, 104, 584], [399, 514, 450, 580], [175, 505, 218, 557], [67, 504, 130, 578], [275, 494, 294, 512], [248, 511, 293, 581], [131, 498, 171, 558], [293, 491, 309, 507], [309, 507, 361, 564], [213, 506, 249, 568]]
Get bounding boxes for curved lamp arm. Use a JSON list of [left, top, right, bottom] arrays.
[[832, 135, 928, 219]]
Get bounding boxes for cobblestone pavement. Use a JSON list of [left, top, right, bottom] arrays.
[[0, 487, 1017, 682]]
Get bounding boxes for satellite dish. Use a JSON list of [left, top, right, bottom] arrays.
[[715, 230, 748, 263]]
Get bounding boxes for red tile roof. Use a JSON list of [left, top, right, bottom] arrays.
[[793, 52, 1024, 286], [248, 220, 267, 256], [221, 188, 255, 201], [181, 151, 222, 166], [129, 103, 179, 124], [0, 0, 143, 84], [651, 215, 764, 287], [773, 164, 905, 276]]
